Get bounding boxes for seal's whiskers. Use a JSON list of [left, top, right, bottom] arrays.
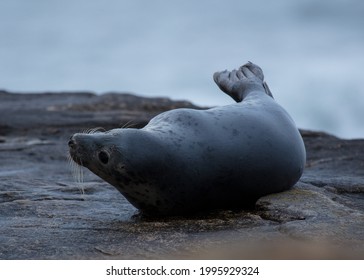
[[67, 152, 85, 194], [84, 127, 106, 134], [90, 127, 106, 134], [122, 120, 136, 129]]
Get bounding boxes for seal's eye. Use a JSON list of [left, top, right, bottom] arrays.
[[98, 151, 109, 164]]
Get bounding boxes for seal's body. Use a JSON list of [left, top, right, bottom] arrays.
[[69, 62, 306, 215]]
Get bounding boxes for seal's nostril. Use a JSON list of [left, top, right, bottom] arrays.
[[68, 138, 75, 148]]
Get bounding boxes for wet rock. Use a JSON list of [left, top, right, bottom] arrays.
[[256, 182, 364, 242], [0, 92, 363, 259]]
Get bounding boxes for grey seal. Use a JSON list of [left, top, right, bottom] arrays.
[[68, 62, 306, 215]]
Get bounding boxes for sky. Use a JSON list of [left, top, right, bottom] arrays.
[[1, 0, 363, 138]]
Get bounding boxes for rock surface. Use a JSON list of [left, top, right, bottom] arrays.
[[0, 91, 363, 259]]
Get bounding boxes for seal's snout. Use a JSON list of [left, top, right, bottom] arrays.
[[68, 134, 86, 166], [68, 137, 76, 149]]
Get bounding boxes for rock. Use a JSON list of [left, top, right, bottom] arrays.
[[0, 92, 363, 259], [256, 182, 364, 242]]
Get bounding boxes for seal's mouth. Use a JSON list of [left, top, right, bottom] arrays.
[[69, 152, 83, 166]]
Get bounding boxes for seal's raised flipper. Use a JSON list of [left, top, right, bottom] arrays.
[[213, 61, 273, 102], [243, 61, 264, 81]]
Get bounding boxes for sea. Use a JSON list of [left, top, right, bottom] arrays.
[[1, 0, 363, 139]]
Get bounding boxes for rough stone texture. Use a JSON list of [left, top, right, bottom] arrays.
[[0, 91, 363, 259]]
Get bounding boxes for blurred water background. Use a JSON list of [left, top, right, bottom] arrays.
[[1, 0, 363, 139]]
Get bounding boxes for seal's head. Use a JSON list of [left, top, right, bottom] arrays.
[[68, 131, 118, 177], [68, 128, 172, 213]]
